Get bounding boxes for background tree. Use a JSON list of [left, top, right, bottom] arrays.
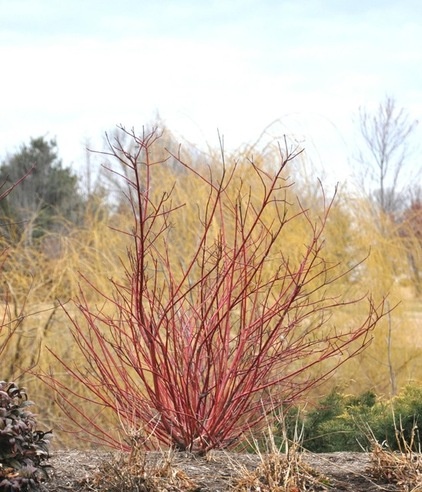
[[398, 188, 422, 293], [97, 122, 195, 214], [355, 95, 418, 218], [0, 173, 29, 364], [346, 98, 422, 395], [0, 137, 84, 244]]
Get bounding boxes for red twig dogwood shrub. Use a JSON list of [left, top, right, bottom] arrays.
[[42, 127, 386, 453]]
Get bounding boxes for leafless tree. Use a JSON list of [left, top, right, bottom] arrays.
[[356, 95, 419, 217]]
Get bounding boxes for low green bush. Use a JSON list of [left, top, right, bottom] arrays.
[[299, 389, 381, 452], [289, 386, 422, 452], [384, 385, 422, 450]]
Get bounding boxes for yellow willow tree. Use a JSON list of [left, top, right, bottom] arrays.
[[327, 193, 421, 397], [41, 127, 387, 453], [0, 171, 33, 367], [0, 192, 130, 383]]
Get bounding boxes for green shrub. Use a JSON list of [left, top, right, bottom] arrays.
[[247, 386, 422, 454], [301, 389, 381, 452], [0, 381, 52, 491], [297, 386, 422, 452], [384, 386, 422, 450]]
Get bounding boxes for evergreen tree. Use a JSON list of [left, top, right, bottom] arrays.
[[0, 137, 83, 243]]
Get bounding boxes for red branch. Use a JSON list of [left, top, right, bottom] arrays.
[[40, 127, 387, 453]]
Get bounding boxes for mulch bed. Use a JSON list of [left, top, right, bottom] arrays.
[[35, 449, 401, 491]]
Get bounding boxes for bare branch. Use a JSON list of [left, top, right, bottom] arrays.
[[40, 127, 388, 453]]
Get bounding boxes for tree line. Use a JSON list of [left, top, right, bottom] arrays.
[[0, 97, 420, 289]]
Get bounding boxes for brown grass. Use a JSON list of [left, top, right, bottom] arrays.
[[368, 422, 422, 491], [232, 449, 329, 492], [84, 445, 198, 492]]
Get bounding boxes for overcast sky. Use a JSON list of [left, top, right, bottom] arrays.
[[1, 0, 421, 185]]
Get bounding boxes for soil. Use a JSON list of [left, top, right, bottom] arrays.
[[36, 449, 400, 491]]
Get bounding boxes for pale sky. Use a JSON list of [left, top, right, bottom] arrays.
[[1, 0, 421, 185]]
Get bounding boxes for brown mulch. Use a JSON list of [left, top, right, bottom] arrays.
[[37, 449, 399, 491]]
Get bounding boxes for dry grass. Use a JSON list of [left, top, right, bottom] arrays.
[[369, 442, 422, 491], [368, 420, 422, 491], [232, 448, 329, 492], [83, 442, 198, 492], [80, 410, 331, 492], [231, 412, 330, 492], [70, 440, 331, 492]]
